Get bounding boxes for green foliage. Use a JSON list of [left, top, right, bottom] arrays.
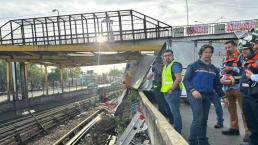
[[27, 64, 44, 89], [0, 62, 83, 91], [114, 89, 140, 136], [48, 68, 61, 82], [69, 67, 82, 78], [127, 89, 140, 115], [48, 67, 82, 82], [0, 62, 46, 90]]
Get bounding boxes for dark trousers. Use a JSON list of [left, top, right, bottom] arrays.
[[144, 90, 156, 104], [188, 92, 211, 145], [164, 90, 182, 133], [210, 94, 224, 124], [242, 93, 258, 145], [154, 84, 174, 124]]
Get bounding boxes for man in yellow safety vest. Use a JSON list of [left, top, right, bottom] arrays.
[[161, 49, 183, 133]]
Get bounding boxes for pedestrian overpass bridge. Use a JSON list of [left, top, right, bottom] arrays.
[[0, 9, 257, 145]]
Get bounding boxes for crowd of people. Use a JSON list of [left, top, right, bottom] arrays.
[[145, 29, 258, 145]]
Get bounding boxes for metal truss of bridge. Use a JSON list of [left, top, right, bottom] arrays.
[[1, 9, 258, 66], [0, 10, 172, 66]]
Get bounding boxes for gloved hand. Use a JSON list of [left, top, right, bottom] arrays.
[[223, 66, 233, 73], [245, 70, 253, 79]]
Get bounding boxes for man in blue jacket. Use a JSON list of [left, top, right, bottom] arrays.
[[183, 44, 224, 145]]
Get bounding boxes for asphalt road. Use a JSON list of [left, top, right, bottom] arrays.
[[180, 102, 245, 145]]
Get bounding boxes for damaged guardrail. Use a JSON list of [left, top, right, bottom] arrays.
[[139, 91, 188, 145]]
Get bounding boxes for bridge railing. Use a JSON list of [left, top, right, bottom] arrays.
[[0, 27, 172, 45], [172, 19, 258, 37], [1, 9, 257, 45], [0, 10, 172, 45]]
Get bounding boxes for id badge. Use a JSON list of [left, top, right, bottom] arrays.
[[241, 83, 249, 87]]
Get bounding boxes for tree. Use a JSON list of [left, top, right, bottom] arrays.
[[68, 67, 82, 86], [27, 64, 44, 89], [69, 67, 82, 78], [48, 68, 63, 82], [0, 62, 45, 91], [48, 67, 82, 86]]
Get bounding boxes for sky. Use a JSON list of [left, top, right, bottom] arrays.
[[1, 0, 258, 26], [81, 63, 126, 74], [1, 0, 258, 73]]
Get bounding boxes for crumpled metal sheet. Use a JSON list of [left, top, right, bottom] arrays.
[[130, 55, 156, 89], [125, 43, 167, 90]]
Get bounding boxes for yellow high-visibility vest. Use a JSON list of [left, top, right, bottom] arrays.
[[161, 60, 183, 93]]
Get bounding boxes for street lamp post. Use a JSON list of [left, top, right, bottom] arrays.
[[52, 9, 61, 44], [52, 9, 59, 16], [186, 0, 189, 26]]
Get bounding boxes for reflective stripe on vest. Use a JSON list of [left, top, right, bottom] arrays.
[[161, 60, 183, 93]]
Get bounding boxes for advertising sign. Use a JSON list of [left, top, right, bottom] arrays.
[[187, 24, 208, 35], [173, 27, 184, 37], [226, 20, 258, 32]]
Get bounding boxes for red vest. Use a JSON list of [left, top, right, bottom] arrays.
[[244, 53, 258, 69]]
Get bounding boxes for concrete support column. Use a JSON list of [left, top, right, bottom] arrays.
[[6, 62, 11, 101], [25, 64, 28, 97], [44, 65, 48, 95], [11, 62, 18, 101], [20, 62, 28, 100], [60, 67, 64, 93]]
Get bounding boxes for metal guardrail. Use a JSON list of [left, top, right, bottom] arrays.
[[139, 91, 188, 145]]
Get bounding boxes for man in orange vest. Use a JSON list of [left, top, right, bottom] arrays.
[[220, 41, 249, 142], [239, 40, 258, 145]]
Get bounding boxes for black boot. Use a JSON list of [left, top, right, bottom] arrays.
[[214, 123, 223, 129], [222, 128, 240, 135]]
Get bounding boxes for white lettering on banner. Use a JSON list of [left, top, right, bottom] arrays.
[[187, 25, 208, 35], [226, 20, 258, 32]]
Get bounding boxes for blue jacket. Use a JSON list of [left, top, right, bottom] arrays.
[[183, 60, 224, 97]]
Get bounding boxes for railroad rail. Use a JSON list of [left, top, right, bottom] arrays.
[[0, 96, 99, 145], [0, 88, 123, 145], [54, 109, 103, 145]]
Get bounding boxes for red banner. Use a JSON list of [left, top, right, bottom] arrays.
[[187, 25, 208, 35], [226, 20, 258, 32]]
